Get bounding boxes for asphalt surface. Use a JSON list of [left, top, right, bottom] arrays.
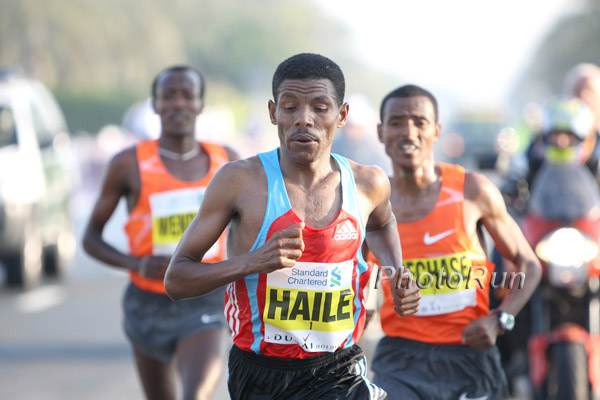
[[0, 197, 236, 400]]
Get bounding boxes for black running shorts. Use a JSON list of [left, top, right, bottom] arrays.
[[228, 344, 387, 400], [372, 336, 508, 400]]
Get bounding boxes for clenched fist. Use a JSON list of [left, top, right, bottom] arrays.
[[252, 222, 305, 274], [390, 267, 421, 316], [138, 255, 171, 280]]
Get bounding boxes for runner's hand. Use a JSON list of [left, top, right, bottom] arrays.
[[138, 255, 171, 280], [461, 314, 499, 350], [252, 222, 305, 274], [390, 267, 420, 316]]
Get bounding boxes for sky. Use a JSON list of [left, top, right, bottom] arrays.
[[314, 0, 577, 112]]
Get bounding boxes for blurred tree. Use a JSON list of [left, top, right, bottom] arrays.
[[0, 0, 185, 92], [511, 0, 600, 106], [1, 0, 393, 133], [168, 0, 352, 94]]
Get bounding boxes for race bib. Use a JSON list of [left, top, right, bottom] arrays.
[[149, 188, 219, 258], [263, 260, 355, 352], [404, 252, 479, 316]]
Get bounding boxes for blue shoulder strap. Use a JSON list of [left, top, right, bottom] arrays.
[[251, 149, 292, 251], [252, 150, 365, 248], [331, 153, 365, 236]]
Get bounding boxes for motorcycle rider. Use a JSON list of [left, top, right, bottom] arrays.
[[524, 96, 598, 400], [497, 96, 596, 397], [537, 97, 595, 163], [503, 64, 600, 210]]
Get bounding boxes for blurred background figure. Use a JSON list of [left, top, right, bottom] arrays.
[[121, 98, 238, 147], [515, 96, 598, 400], [564, 63, 600, 125], [437, 105, 508, 172], [121, 99, 161, 140], [82, 66, 237, 400], [496, 96, 596, 399], [564, 63, 600, 172], [331, 94, 390, 173], [502, 63, 600, 216]]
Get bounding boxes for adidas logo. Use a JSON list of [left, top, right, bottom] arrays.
[[334, 221, 359, 241]]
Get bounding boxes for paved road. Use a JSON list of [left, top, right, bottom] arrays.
[[0, 198, 237, 400]]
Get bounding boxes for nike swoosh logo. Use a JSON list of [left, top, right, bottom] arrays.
[[459, 393, 488, 400], [423, 229, 455, 245]]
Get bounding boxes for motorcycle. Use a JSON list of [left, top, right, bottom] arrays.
[[521, 159, 600, 400]]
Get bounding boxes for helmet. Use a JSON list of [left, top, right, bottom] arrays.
[[542, 97, 594, 141]]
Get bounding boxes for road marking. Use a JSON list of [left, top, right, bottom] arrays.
[[15, 285, 66, 313]]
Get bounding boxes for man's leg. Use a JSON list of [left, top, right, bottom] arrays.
[[176, 327, 225, 400], [133, 347, 176, 400]]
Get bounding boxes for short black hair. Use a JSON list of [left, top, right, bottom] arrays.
[[151, 65, 205, 100], [272, 53, 345, 106], [380, 84, 438, 122]]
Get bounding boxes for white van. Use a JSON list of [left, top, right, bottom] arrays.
[[0, 68, 74, 288]]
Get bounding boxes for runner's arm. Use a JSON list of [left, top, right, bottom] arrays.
[[470, 172, 541, 317], [82, 149, 143, 271], [164, 161, 304, 301], [357, 164, 420, 316], [462, 172, 541, 349], [359, 165, 402, 273]]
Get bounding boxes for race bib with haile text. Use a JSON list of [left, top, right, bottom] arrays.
[[263, 260, 355, 352]]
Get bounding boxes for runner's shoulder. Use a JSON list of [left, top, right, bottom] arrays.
[[464, 169, 504, 213], [105, 146, 138, 179], [108, 145, 137, 166], [348, 159, 390, 195], [210, 155, 265, 189]]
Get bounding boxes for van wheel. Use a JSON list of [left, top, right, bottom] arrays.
[[44, 226, 74, 278], [5, 219, 43, 288]]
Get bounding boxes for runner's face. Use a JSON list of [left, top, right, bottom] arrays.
[[153, 70, 203, 137], [378, 96, 440, 169], [269, 79, 348, 164]]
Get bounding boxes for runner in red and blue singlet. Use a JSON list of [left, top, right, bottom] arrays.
[[225, 149, 370, 358], [164, 53, 421, 400]]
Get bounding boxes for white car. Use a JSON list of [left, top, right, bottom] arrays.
[[0, 68, 74, 288]]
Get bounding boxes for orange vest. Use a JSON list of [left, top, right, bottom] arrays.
[[125, 139, 229, 294], [378, 163, 495, 344]]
